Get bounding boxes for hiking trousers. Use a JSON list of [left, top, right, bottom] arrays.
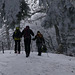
[[24, 38, 31, 57], [36, 43, 42, 56], [15, 40, 20, 54]]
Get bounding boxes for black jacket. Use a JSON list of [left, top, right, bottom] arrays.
[[33, 34, 45, 44], [22, 28, 34, 40]]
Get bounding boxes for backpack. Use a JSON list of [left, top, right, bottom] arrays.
[[14, 30, 21, 38], [24, 28, 31, 39]]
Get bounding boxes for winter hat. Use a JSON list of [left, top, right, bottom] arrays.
[[16, 27, 19, 30], [26, 26, 29, 29], [37, 31, 40, 33], [15, 25, 19, 30]]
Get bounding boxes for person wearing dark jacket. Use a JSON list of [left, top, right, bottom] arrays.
[[32, 31, 45, 56], [13, 27, 22, 54], [22, 26, 34, 57]]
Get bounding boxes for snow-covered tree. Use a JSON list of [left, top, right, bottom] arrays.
[[39, 0, 75, 55], [0, 0, 30, 50], [0, 0, 30, 28]]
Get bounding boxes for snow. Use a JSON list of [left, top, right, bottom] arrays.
[[0, 50, 75, 75]]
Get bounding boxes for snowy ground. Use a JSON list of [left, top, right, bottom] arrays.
[[0, 50, 75, 75]]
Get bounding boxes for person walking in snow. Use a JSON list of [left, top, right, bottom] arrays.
[[13, 27, 22, 54], [32, 31, 45, 56], [22, 26, 34, 57]]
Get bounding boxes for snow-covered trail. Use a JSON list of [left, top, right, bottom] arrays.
[[0, 51, 75, 75]]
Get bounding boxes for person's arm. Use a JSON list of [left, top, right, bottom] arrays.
[[42, 35, 45, 44], [21, 29, 24, 36], [20, 31, 22, 38], [30, 29, 34, 36], [32, 35, 37, 40]]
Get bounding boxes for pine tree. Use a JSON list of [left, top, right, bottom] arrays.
[[16, 0, 30, 24]]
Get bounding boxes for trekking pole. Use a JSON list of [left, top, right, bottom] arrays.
[[46, 49, 49, 57]]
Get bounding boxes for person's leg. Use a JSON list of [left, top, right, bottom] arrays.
[[15, 41, 17, 53], [27, 39, 31, 57], [24, 40, 28, 57], [18, 40, 20, 54], [38, 48, 41, 56], [37, 43, 42, 56], [24, 39, 31, 57]]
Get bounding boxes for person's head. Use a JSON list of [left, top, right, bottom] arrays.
[[16, 27, 19, 30], [37, 31, 43, 37], [26, 26, 29, 29], [15, 24, 20, 30], [37, 31, 40, 34]]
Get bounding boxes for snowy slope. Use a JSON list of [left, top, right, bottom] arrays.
[[0, 50, 75, 75]]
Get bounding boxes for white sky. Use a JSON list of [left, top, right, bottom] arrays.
[[0, 50, 75, 75]]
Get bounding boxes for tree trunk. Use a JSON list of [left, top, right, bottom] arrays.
[[54, 25, 61, 45], [5, 25, 10, 50]]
